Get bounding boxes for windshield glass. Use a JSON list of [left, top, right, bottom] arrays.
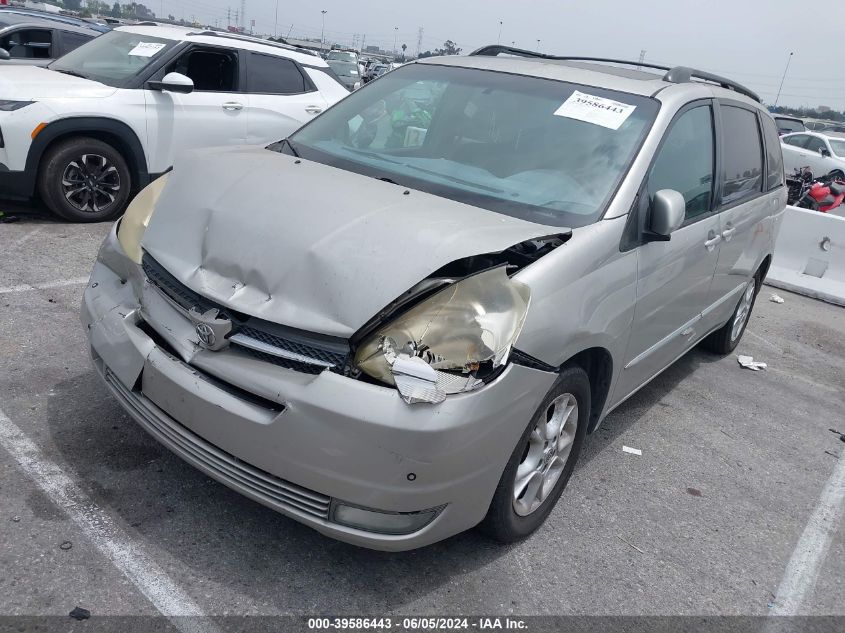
[[49, 30, 176, 87], [289, 63, 658, 227], [828, 139, 845, 156], [328, 51, 357, 62], [776, 118, 805, 134], [328, 60, 359, 77]]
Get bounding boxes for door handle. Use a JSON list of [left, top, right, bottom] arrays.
[[222, 102, 243, 111], [304, 105, 323, 114], [721, 226, 736, 241], [704, 231, 722, 251]]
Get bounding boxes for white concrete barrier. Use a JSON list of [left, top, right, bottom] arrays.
[[766, 205, 845, 306]]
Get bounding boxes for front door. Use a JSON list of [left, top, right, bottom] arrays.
[[615, 102, 722, 401], [144, 45, 247, 172]]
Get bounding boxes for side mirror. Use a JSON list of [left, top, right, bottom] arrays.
[[0, 48, 10, 61], [146, 72, 194, 94], [821, 147, 831, 158], [647, 189, 685, 240]]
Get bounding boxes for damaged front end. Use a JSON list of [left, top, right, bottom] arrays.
[[352, 235, 567, 404]]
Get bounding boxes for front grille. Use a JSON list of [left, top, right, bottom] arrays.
[[104, 369, 331, 521], [141, 253, 350, 374]]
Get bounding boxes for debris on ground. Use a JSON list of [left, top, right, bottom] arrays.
[[622, 446, 642, 456], [829, 428, 845, 443], [769, 294, 785, 304], [0, 212, 20, 224], [69, 607, 90, 620], [737, 355, 767, 371], [59, 541, 72, 550], [686, 487, 702, 497], [11, 516, 21, 523], [616, 534, 645, 554]]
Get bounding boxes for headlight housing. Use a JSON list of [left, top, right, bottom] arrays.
[[354, 266, 530, 404], [117, 174, 169, 263]]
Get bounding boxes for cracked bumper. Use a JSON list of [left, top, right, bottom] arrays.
[[81, 225, 556, 550]]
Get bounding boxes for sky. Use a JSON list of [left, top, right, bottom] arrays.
[[153, 0, 844, 111]]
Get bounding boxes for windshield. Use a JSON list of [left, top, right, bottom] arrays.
[[829, 139, 845, 156], [328, 51, 357, 63], [328, 60, 359, 77], [289, 63, 658, 227], [49, 30, 177, 87], [776, 118, 805, 134]]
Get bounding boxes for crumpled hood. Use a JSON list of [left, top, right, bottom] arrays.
[[142, 146, 555, 338], [0, 66, 116, 99]]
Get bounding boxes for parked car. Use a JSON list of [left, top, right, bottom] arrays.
[[82, 46, 784, 550], [0, 9, 103, 65], [326, 58, 360, 90], [772, 115, 805, 135], [781, 131, 845, 179], [0, 24, 349, 221]]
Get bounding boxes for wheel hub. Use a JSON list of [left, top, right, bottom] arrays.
[[61, 153, 121, 214]]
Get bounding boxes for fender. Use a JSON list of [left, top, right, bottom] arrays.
[[21, 117, 153, 198]]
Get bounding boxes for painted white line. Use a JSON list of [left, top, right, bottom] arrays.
[[0, 407, 217, 631], [770, 453, 845, 615], [0, 277, 89, 294]]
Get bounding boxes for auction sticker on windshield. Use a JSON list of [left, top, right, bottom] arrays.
[[554, 90, 637, 130], [128, 42, 166, 57]]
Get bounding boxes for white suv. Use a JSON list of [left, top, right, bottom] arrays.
[[0, 25, 349, 221]]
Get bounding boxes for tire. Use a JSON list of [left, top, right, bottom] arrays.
[[479, 366, 590, 543], [701, 274, 758, 355], [38, 136, 131, 223]]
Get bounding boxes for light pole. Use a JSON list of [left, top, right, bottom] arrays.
[[536, 39, 540, 52], [497, 20, 503, 44], [274, 0, 279, 38], [394, 26, 398, 57], [320, 10, 327, 54], [774, 51, 794, 107]]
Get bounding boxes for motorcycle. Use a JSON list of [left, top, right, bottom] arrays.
[[786, 167, 845, 213]]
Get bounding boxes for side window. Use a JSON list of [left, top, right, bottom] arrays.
[[0, 28, 52, 59], [784, 134, 809, 148], [247, 53, 310, 94], [761, 116, 784, 190], [60, 31, 94, 55], [166, 47, 238, 92], [805, 137, 826, 154], [720, 105, 764, 206], [648, 105, 714, 221]]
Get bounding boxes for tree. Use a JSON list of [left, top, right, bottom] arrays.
[[417, 40, 461, 58], [110, 2, 121, 17], [63, 0, 82, 11], [401, 43, 407, 61]]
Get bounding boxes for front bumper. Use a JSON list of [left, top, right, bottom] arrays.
[[0, 166, 33, 199], [81, 226, 556, 550]]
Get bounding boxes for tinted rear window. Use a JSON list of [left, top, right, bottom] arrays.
[[762, 116, 784, 190], [247, 52, 308, 94]]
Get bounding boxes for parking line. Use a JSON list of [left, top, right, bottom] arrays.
[[770, 452, 845, 615], [0, 407, 217, 632], [0, 277, 89, 294]]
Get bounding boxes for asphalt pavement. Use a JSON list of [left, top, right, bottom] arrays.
[[0, 209, 843, 622]]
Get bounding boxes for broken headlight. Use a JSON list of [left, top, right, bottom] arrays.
[[353, 266, 531, 404], [116, 173, 169, 264]]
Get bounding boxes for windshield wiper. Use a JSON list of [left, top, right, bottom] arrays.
[[52, 68, 89, 79]]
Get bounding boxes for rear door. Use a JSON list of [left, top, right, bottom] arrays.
[[244, 51, 327, 144], [781, 133, 821, 174], [615, 101, 722, 400], [56, 29, 95, 57], [803, 135, 840, 176], [144, 44, 248, 170], [705, 103, 780, 332]]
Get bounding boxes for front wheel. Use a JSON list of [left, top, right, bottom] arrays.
[[479, 366, 590, 543], [38, 137, 131, 222], [701, 275, 758, 355]]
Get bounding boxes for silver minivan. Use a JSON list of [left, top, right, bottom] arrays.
[[82, 46, 786, 550]]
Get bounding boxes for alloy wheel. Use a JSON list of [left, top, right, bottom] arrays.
[[61, 154, 121, 214], [512, 393, 578, 516], [731, 279, 756, 342]]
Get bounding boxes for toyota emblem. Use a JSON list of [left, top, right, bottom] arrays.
[[195, 322, 216, 347]]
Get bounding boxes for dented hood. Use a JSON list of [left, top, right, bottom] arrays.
[[142, 146, 554, 338]]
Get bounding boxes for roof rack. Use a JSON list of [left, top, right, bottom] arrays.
[[189, 30, 319, 57], [469, 45, 761, 103]]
